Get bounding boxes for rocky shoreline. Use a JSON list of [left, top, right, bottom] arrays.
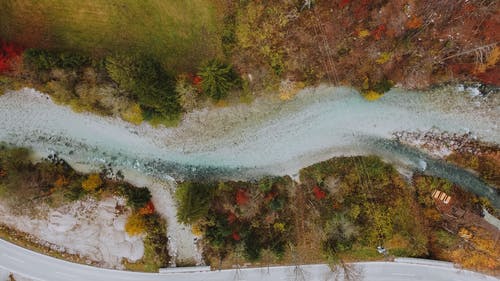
[[393, 129, 499, 159]]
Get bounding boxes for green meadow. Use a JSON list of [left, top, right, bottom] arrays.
[[0, 0, 223, 72]]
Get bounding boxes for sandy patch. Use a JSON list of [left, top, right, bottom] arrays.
[[0, 196, 143, 268], [114, 169, 203, 266]]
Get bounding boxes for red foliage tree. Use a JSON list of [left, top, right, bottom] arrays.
[[313, 186, 327, 200], [227, 212, 237, 224], [0, 40, 23, 74], [138, 201, 155, 215], [482, 18, 499, 41], [449, 63, 474, 76], [236, 189, 249, 205], [372, 24, 386, 40], [476, 66, 500, 86], [232, 231, 241, 241], [352, 0, 372, 20], [339, 0, 350, 9], [264, 191, 277, 203]]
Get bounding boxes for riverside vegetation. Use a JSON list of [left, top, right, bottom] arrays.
[[176, 156, 499, 274], [0, 144, 169, 272], [0, 148, 498, 273], [0, 0, 498, 126]]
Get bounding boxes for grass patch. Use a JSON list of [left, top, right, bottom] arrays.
[[340, 245, 383, 261], [0, 0, 223, 72]]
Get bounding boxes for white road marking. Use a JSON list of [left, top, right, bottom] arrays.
[[55, 271, 76, 278], [391, 273, 416, 277], [2, 254, 25, 264]]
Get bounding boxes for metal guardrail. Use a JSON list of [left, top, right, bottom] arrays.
[[394, 258, 455, 268], [158, 266, 211, 274]]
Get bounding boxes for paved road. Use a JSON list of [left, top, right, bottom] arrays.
[[1, 239, 497, 281]]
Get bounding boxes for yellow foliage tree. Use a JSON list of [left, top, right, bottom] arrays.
[[191, 223, 203, 236], [125, 213, 146, 236], [358, 29, 370, 38], [474, 46, 500, 74], [363, 90, 383, 101], [376, 52, 392, 64], [273, 222, 286, 233], [82, 173, 102, 192], [121, 103, 143, 125]]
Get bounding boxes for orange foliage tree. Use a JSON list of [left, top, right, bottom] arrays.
[[53, 175, 69, 189], [235, 189, 249, 205], [138, 201, 155, 215], [406, 17, 423, 30], [81, 173, 102, 192]]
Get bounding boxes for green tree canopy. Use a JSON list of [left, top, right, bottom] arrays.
[[175, 182, 216, 224], [198, 59, 239, 101], [106, 54, 181, 120], [118, 185, 152, 210]]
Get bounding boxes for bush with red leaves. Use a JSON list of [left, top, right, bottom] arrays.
[[482, 18, 499, 41], [227, 212, 237, 224], [236, 189, 249, 205], [476, 66, 500, 86], [372, 24, 386, 40], [264, 191, 277, 203], [0, 41, 23, 73], [352, 0, 372, 20], [192, 75, 202, 86], [313, 186, 327, 200], [232, 230, 241, 241], [339, 0, 350, 9]]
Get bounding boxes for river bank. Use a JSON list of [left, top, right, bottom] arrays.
[[1, 85, 498, 176], [0, 84, 498, 270]]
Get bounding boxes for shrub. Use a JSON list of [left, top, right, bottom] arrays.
[[24, 49, 90, 71], [175, 182, 215, 224], [243, 229, 262, 261], [142, 214, 170, 270], [198, 59, 239, 101], [235, 189, 249, 205], [121, 103, 144, 125], [118, 185, 152, 210], [372, 77, 393, 94], [322, 215, 358, 258], [175, 75, 199, 111], [363, 90, 383, 101], [81, 173, 102, 192], [258, 176, 275, 192], [64, 180, 85, 201]]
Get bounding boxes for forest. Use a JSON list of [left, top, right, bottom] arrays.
[[176, 156, 499, 274], [0, 0, 498, 126]]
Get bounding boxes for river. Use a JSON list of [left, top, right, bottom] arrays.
[[0, 86, 498, 205]]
